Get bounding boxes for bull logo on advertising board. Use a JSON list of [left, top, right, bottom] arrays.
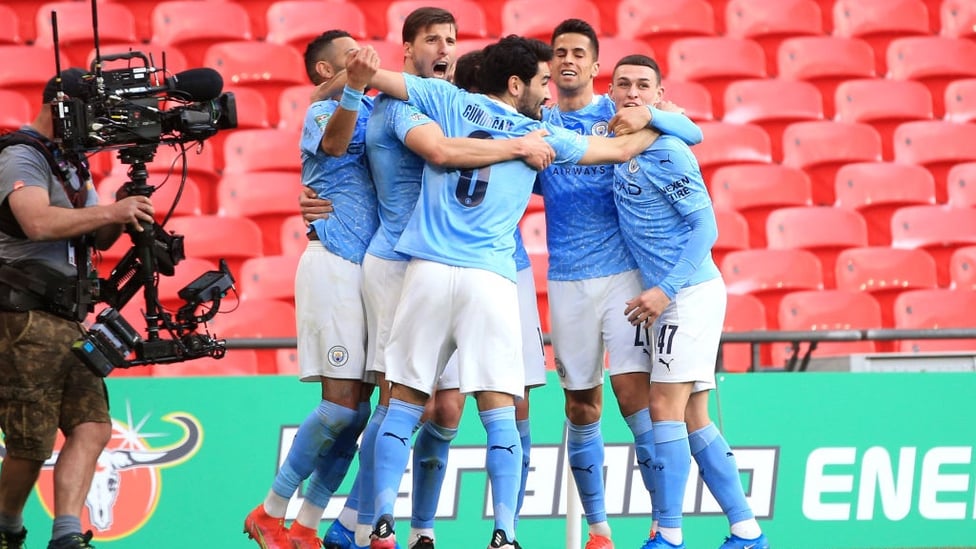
[[0, 405, 202, 540]]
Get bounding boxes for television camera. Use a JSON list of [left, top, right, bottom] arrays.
[[43, 2, 241, 376]]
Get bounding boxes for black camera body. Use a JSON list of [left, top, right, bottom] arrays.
[[52, 52, 237, 153]]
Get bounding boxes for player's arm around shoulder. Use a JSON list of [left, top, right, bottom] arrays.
[[578, 126, 659, 166]]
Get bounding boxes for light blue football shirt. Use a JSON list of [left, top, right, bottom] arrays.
[[300, 97, 378, 265], [613, 134, 721, 292], [396, 75, 588, 282], [539, 95, 636, 281], [364, 94, 434, 262]]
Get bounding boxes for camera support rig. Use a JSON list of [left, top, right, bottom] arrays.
[[73, 147, 235, 375]]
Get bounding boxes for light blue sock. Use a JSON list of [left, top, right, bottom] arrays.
[[411, 421, 458, 529], [653, 421, 691, 529], [272, 400, 358, 499], [481, 406, 521, 543], [356, 404, 388, 529], [567, 420, 607, 525], [305, 401, 371, 508], [625, 409, 658, 521], [373, 399, 424, 524], [515, 419, 532, 523], [51, 515, 81, 541], [690, 423, 754, 525]]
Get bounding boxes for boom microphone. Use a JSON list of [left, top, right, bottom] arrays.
[[165, 68, 224, 102]]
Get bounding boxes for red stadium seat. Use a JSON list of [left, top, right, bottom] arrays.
[[947, 162, 976, 208], [165, 215, 264, 280], [152, 349, 260, 377], [97, 172, 203, 223], [238, 254, 300, 303], [893, 289, 976, 353], [766, 206, 869, 288], [777, 36, 876, 119], [519, 211, 547, 255], [724, 0, 824, 76], [945, 79, 976, 124], [891, 205, 976, 287], [950, 246, 976, 290], [781, 121, 883, 205], [886, 37, 976, 118], [204, 41, 306, 128], [216, 171, 305, 255], [86, 42, 189, 75], [593, 38, 655, 95], [615, 0, 716, 77], [267, 1, 368, 51], [667, 37, 766, 119], [361, 39, 409, 72], [280, 214, 310, 256], [0, 5, 23, 45], [835, 247, 938, 330], [501, 0, 600, 41], [525, 194, 545, 215], [0, 46, 70, 119], [892, 120, 976, 203], [941, 0, 976, 39], [713, 208, 750, 268], [208, 298, 297, 373], [385, 0, 488, 42], [722, 79, 824, 162], [661, 79, 713, 122], [108, 142, 221, 214], [152, 1, 253, 67], [834, 79, 933, 161], [693, 122, 772, 184], [772, 289, 882, 367], [722, 248, 824, 330], [222, 129, 302, 175], [275, 347, 300, 375], [0, 90, 31, 133], [834, 162, 936, 245], [832, 0, 930, 76], [101, 0, 171, 43], [4, 0, 42, 44], [721, 293, 767, 372], [711, 164, 812, 248], [277, 84, 315, 131], [35, 2, 137, 69], [208, 85, 272, 170]]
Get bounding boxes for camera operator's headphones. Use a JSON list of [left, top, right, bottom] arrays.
[[0, 128, 91, 239]]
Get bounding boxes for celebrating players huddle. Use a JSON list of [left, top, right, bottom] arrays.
[[243, 7, 769, 549]]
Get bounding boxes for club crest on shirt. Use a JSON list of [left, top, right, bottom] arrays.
[[591, 121, 609, 137], [628, 158, 640, 173], [314, 113, 332, 129], [328, 346, 349, 367]]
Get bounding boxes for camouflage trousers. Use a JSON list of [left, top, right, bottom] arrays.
[[0, 310, 109, 461]]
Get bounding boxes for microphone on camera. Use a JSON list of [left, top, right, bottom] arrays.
[[164, 68, 224, 102]]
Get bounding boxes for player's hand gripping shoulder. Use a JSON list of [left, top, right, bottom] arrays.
[[608, 105, 652, 136], [514, 129, 556, 171], [299, 186, 333, 223], [345, 46, 380, 91], [625, 286, 671, 327], [655, 99, 685, 115]]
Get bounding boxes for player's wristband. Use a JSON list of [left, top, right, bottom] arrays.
[[339, 85, 364, 111]]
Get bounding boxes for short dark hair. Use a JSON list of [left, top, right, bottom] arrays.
[[479, 35, 553, 96], [303, 29, 353, 84], [613, 54, 662, 84], [43, 68, 88, 103], [550, 18, 600, 59], [401, 7, 456, 44], [453, 49, 484, 92]]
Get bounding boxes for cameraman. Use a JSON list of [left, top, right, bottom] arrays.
[[0, 69, 154, 549]]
